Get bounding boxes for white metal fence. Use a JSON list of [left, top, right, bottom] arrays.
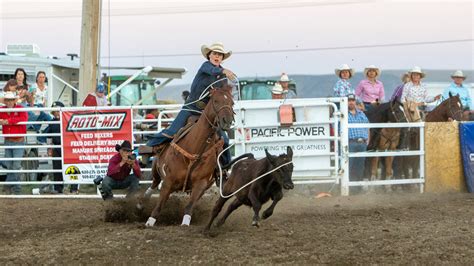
[[343, 122, 425, 195], [0, 101, 426, 198]]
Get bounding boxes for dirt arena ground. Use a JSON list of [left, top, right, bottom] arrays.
[[1, 191, 473, 265]]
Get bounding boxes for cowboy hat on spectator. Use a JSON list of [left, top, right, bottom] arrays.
[[335, 64, 355, 78], [279, 73, 291, 82], [364, 65, 381, 77], [451, 70, 466, 80], [115, 140, 132, 152], [408, 66, 426, 78], [3, 91, 18, 100], [201, 42, 232, 60]]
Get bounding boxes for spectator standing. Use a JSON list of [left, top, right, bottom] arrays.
[[333, 64, 355, 97], [43, 101, 64, 193], [94, 140, 141, 200], [0, 92, 28, 194], [401, 66, 441, 107], [347, 93, 369, 183], [355, 65, 385, 111], [390, 73, 410, 102], [442, 70, 472, 112], [82, 83, 109, 106]]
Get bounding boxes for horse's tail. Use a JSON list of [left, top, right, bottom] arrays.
[[221, 153, 255, 170]]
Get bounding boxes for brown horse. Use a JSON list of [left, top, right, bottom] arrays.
[[369, 100, 420, 191], [143, 86, 234, 227], [425, 93, 464, 122], [394, 100, 422, 181]]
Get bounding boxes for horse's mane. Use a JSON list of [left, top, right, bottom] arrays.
[[365, 101, 397, 122], [428, 95, 459, 116]]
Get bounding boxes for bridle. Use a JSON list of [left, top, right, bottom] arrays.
[[202, 89, 234, 129], [389, 101, 407, 122], [447, 97, 463, 120], [403, 101, 422, 122]]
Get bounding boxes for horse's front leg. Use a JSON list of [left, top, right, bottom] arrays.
[[385, 156, 394, 192], [367, 155, 379, 193], [262, 188, 283, 220], [145, 181, 172, 227], [181, 180, 208, 226]]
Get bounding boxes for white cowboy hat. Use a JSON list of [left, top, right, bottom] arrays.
[[408, 66, 426, 78], [271, 83, 283, 94], [451, 70, 466, 79], [279, 73, 291, 82], [201, 42, 232, 60], [3, 91, 18, 100], [335, 64, 355, 78], [364, 65, 381, 77]]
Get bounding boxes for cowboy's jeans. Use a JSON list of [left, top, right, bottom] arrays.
[[349, 141, 367, 181], [147, 109, 231, 165], [4, 140, 24, 194], [101, 175, 140, 199]]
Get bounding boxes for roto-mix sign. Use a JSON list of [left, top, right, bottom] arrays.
[[234, 99, 334, 178], [62, 110, 132, 182]]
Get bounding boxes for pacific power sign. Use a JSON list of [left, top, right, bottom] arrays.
[[61, 110, 132, 182], [234, 99, 334, 179]]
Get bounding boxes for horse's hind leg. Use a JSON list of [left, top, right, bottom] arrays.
[[145, 182, 172, 227], [181, 180, 208, 226]]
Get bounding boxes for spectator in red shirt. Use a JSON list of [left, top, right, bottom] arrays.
[[0, 91, 28, 194], [96, 140, 141, 200]]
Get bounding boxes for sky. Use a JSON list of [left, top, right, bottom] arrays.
[[0, 0, 473, 84]]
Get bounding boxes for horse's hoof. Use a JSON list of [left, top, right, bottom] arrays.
[[252, 221, 260, 227], [145, 217, 156, 227], [181, 214, 191, 226]]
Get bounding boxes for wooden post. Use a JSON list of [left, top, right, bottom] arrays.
[[78, 0, 101, 105]]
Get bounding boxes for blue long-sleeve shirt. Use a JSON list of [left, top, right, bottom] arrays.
[[442, 82, 472, 110], [186, 61, 224, 110]]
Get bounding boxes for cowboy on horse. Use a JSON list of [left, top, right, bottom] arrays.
[[146, 42, 236, 166]]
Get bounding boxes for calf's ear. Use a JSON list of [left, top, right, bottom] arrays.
[[286, 146, 293, 158], [265, 149, 275, 164], [265, 148, 271, 159]]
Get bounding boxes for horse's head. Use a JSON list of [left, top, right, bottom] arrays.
[[446, 92, 464, 121], [265, 146, 294, 190], [403, 99, 422, 122], [389, 99, 407, 122], [207, 85, 234, 131]]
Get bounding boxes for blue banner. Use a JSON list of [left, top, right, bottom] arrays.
[[459, 122, 474, 193]]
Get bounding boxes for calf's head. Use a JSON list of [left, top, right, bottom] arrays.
[[265, 146, 294, 190]]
